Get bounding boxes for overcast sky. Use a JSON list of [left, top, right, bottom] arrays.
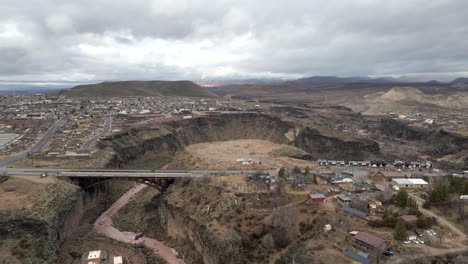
[[1, 0, 467, 83]]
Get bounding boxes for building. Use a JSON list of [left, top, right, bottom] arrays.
[[342, 206, 368, 218], [336, 194, 352, 206], [345, 251, 371, 264], [392, 178, 428, 190], [353, 232, 386, 254], [85, 251, 101, 264], [113, 256, 123, 264], [81, 250, 108, 264], [307, 193, 326, 203], [368, 201, 383, 215]]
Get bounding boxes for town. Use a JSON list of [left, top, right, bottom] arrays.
[[1, 91, 468, 263], [0, 94, 260, 156]]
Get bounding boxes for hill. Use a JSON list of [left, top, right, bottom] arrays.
[[362, 86, 468, 115], [450, 77, 468, 89], [59, 80, 217, 98]]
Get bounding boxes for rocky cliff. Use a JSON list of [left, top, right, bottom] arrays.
[[101, 113, 381, 168], [157, 198, 246, 264], [379, 118, 468, 168], [0, 179, 128, 263]]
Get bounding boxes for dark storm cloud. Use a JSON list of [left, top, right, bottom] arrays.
[[0, 0, 467, 82]]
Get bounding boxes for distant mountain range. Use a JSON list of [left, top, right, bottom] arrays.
[[0, 84, 71, 95], [1, 76, 467, 96], [294, 76, 401, 84], [57, 80, 217, 98]]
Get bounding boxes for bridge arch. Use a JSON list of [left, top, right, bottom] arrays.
[[68, 177, 175, 192]]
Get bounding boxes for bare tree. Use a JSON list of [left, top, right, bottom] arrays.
[[261, 233, 275, 249], [271, 207, 294, 247]]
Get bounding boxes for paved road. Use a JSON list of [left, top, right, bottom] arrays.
[[1, 168, 273, 178], [0, 116, 67, 167], [78, 117, 112, 153]]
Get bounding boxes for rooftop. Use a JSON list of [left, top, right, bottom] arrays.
[[87, 250, 101, 260], [354, 232, 385, 249], [392, 178, 428, 185], [309, 193, 326, 199]]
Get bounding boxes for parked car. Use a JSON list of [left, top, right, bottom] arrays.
[[383, 251, 394, 256], [403, 240, 411, 244]]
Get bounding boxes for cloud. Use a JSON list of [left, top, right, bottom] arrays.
[[0, 0, 467, 82]]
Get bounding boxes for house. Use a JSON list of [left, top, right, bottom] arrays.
[[82, 250, 102, 264], [358, 161, 369, 166], [81, 250, 109, 264], [401, 215, 418, 224], [368, 201, 383, 215], [332, 173, 354, 184], [336, 194, 352, 206], [307, 193, 326, 203], [392, 178, 428, 190], [353, 232, 386, 254], [317, 159, 328, 166]]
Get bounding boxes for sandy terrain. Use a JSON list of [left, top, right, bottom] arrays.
[[181, 139, 315, 170]]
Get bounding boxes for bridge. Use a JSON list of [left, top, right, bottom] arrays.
[[1, 168, 274, 190]]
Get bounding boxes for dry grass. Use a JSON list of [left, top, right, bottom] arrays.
[[0, 177, 53, 210]]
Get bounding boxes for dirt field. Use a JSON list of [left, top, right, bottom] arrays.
[[177, 139, 315, 170]]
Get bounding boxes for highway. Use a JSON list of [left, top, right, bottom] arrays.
[[0, 116, 67, 167], [78, 117, 112, 153], [0, 168, 273, 178]]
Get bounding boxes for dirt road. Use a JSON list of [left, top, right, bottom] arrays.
[[389, 195, 468, 263], [94, 184, 186, 264], [407, 194, 467, 255]]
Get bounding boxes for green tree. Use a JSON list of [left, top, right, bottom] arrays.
[[292, 166, 302, 176], [395, 190, 409, 207], [429, 186, 449, 203], [393, 220, 406, 241], [407, 197, 421, 216], [422, 175, 429, 183], [278, 167, 285, 178], [304, 166, 310, 177], [383, 208, 392, 220], [313, 174, 318, 184]]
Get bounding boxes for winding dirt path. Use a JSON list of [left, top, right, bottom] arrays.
[[94, 184, 186, 264], [401, 194, 468, 257]]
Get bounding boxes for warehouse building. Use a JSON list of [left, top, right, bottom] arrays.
[[392, 178, 428, 190]]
